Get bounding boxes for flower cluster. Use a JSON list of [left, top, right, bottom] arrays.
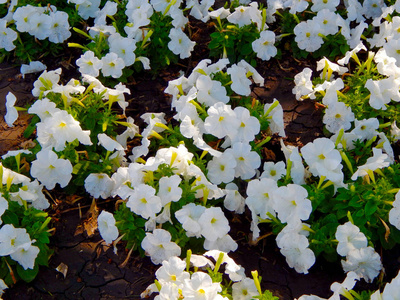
[[141, 250, 278, 300], [0, 162, 52, 285]]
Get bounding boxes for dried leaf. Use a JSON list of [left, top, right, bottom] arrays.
[[83, 198, 99, 238], [380, 217, 391, 242], [55, 263, 68, 278]]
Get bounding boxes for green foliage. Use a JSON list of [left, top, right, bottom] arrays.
[[114, 202, 146, 252], [138, 12, 178, 73], [0, 197, 53, 286], [209, 22, 259, 65]]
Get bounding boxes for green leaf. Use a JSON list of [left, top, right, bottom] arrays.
[[2, 211, 19, 227], [16, 264, 39, 283], [364, 200, 378, 217]]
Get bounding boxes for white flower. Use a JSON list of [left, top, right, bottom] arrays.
[[351, 148, 390, 180], [226, 64, 252, 96], [231, 106, 260, 143], [28, 12, 52, 40], [252, 30, 277, 61], [48, 11, 71, 43], [13, 180, 50, 210], [316, 57, 348, 81], [98, 210, 119, 244], [84, 173, 115, 199], [381, 269, 400, 299], [311, 0, 340, 12], [168, 28, 195, 59], [204, 250, 243, 280], [76, 51, 103, 77], [141, 229, 181, 265], [181, 272, 222, 299], [10, 243, 40, 270], [365, 78, 400, 110], [4, 92, 18, 127], [341, 247, 382, 283], [294, 20, 324, 52], [330, 271, 359, 299], [351, 117, 379, 141], [97, 133, 125, 151], [204, 234, 238, 253], [227, 6, 252, 27], [245, 178, 278, 219], [264, 99, 286, 137], [20, 61, 47, 78], [301, 137, 342, 180], [207, 151, 237, 185], [225, 142, 261, 180], [323, 101, 355, 133], [278, 231, 315, 274], [32, 68, 62, 97], [313, 9, 339, 36], [155, 256, 189, 286], [204, 103, 240, 139], [273, 184, 312, 224], [224, 182, 245, 214], [0, 195, 8, 224], [232, 277, 258, 300], [260, 161, 286, 181], [13, 5, 40, 32], [126, 183, 162, 219], [0, 20, 18, 51], [36, 110, 92, 151], [101, 52, 125, 78], [0, 278, 7, 297], [175, 203, 205, 238], [28, 97, 61, 121], [196, 75, 229, 106], [335, 222, 368, 257], [388, 191, 400, 230], [109, 34, 137, 67], [292, 68, 314, 100], [157, 175, 182, 205], [1, 162, 30, 186], [0, 224, 32, 256], [199, 207, 230, 242], [30, 149, 73, 190]]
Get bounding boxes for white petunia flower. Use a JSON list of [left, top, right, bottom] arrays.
[[101, 52, 125, 78], [84, 173, 115, 199], [126, 183, 162, 219], [4, 92, 18, 127], [252, 30, 277, 61], [30, 149, 73, 190], [181, 272, 222, 299], [141, 229, 181, 265], [199, 207, 230, 242], [168, 28, 195, 59], [335, 222, 368, 257], [341, 247, 382, 283], [76, 51, 103, 77], [175, 203, 205, 238], [157, 175, 182, 205], [204, 103, 240, 139], [273, 184, 312, 224], [232, 277, 259, 300], [351, 148, 390, 180], [260, 161, 286, 181], [98, 133, 125, 151], [98, 210, 119, 244]]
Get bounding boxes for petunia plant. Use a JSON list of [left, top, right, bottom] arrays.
[[0, 162, 53, 286]]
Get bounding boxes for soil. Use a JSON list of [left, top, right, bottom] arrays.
[[0, 18, 396, 300]]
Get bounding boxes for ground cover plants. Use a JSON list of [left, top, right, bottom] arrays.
[[1, 0, 400, 298]]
